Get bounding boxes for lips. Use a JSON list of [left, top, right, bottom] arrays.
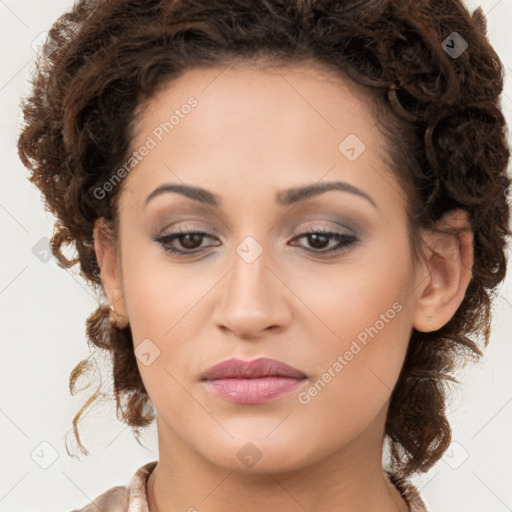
[[201, 357, 308, 404], [201, 357, 307, 380]]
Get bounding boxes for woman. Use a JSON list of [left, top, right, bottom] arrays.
[[17, 0, 510, 511]]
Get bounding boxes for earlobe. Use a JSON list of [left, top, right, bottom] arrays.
[[93, 218, 129, 327], [412, 209, 474, 333]]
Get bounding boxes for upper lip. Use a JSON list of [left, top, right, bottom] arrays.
[[201, 357, 307, 380]]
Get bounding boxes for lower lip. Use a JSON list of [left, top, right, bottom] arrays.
[[204, 376, 306, 404]]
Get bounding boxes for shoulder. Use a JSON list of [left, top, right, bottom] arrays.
[[69, 485, 129, 512], [67, 460, 157, 512]]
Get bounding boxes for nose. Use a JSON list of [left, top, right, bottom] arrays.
[[213, 240, 292, 341]]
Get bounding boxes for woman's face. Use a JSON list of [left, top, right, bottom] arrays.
[[102, 62, 429, 472]]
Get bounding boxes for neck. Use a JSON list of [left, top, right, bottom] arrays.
[[147, 411, 410, 512]]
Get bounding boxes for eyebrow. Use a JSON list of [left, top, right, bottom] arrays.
[[144, 181, 378, 209]]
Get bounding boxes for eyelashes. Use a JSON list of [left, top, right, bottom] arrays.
[[153, 227, 220, 254], [151, 226, 359, 257]]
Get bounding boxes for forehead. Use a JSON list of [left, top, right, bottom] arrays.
[[119, 60, 391, 209], [134, 59, 378, 131]]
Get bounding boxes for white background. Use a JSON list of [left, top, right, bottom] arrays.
[[1, 1, 511, 511]]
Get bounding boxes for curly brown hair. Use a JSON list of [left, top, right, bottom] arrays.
[[17, 0, 510, 481]]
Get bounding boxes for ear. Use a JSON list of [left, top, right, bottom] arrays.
[[412, 209, 474, 332], [93, 217, 129, 325]]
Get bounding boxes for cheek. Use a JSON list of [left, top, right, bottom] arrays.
[[290, 243, 414, 410], [119, 239, 205, 341], [296, 281, 411, 406], [120, 249, 223, 402], [294, 294, 412, 449], [288, 238, 412, 348]]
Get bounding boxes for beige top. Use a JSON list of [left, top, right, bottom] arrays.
[[71, 460, 428, 512]]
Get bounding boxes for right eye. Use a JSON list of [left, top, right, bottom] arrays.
[[152, 227, 220, 255]]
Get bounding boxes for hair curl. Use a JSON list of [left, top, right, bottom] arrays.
[[17, 0, 510, 481]]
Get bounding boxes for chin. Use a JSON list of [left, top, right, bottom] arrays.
[[198, 431, 312, 475]]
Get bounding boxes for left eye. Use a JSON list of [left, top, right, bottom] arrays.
[[152, 227, 358, 255], [291, 228, 358, 253]]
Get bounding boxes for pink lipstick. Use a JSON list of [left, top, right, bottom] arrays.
[[201, 357, 307, 404]]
